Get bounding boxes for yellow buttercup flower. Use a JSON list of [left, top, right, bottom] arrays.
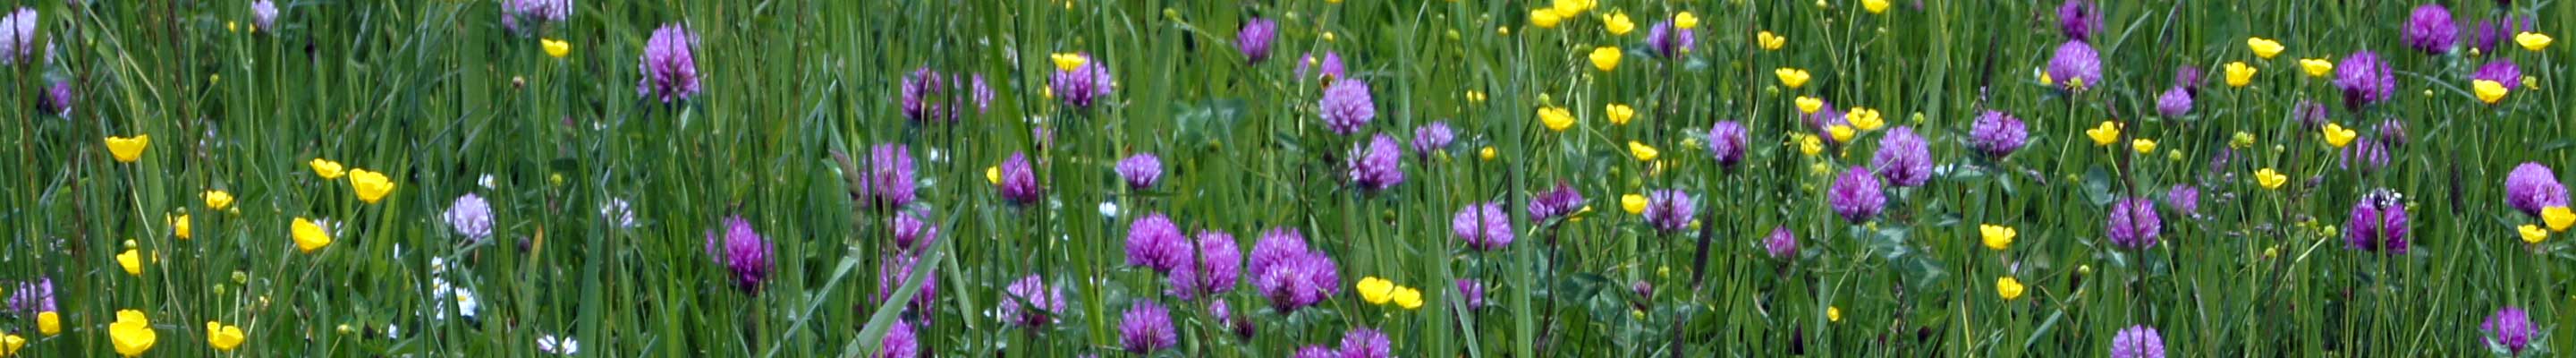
[[1, 333, 23, 356], [1797, 134, 1824, 157], [1996, 277, 2026, 301], [2321, 123, 2358, 148], [204, 190, 235, 210], [2131, 139, 2157, 154], [106, 134, 150, 163], [1549, 0, 1593, 16], [1757, 30, 1785, 50], [985, 166, 1001, 184], [2036, 68, 2055, 86], [309, 158, 346, 179], [1794, 96, 1824, 115], [1356, 277, 1397, 304], [118, 249, 143, 276], [110, 310, 157, 357], [36, 311, 59, 336], [1606, 104, 1636, 125], [1827, 306, 1842, 322], [1826, 124, 1855, 143], [292, 217, 333, 253], [1589, 47, 1622, 72], [2544, 206, 2576, 232], [2255, 168, 2288, 190], [1390, 286, 1424, 310], [2085, 121, 2121, 146], [1466, 90, 1487, 103], [207, 321, 246, 352], [1775, 68, 1811, 89], [1673, 12, 1699, 30], [1538, 106, 1575, 132], [348, 168, 396, 204], [2224, 62, 2256, 87], [2519, 32, 2554, 52], [1479, 147, 1497, 161], [1861, 0, 1890, 13], [2521, 225, 2551, 243], [1979, 225, 2015, 251], [1049, 53, 1088, 72], [173, 214, 191, 240], [1629, 141, 1660, 162], [1844, 107, 1884, 131], [2474, 80, 2509, 104], [2231, 132, 2256, 149], [1622, 194, 1648, 215], [541, 38, 572, 58], [1600, 12, 1633, 36], [1530, 9, 1564, 29], [2245, 38, 2284, 59], [2300, 58, 2334, 77]]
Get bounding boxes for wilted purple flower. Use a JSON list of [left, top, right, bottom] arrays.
[[999, 275, 1064, 328], [1239, 17, 1276, 64], [502, 0, 570, 34], [1295, 52, 1346, 81], [1968, 110, 2029, 158], [2106, 197, 2161, 250], [1118, 301, 1177, 354], [1530, 181, 1587, 219], [875, 253, 940, 315], [2483, 306, 2535, 354], [2056, 0, 2100, 40], [1115, 153, 1163, 190], [1764, 226, 1799, 260], [7, 277, 52, 313], [2165, 185, 2200, 216], [445, 193, 495, 241], [2048, 40, 2103, 91], [2375, 118, 2408, 148], [1292, 346, 1338, 358], [2339, 135, 2392, 174], [1209, 299, 1255, 338], [1320, 79, 1377, 135], [2334, 51, 2396, 110], [2292, 100, 2329, 129], [877, 320, 917, 358], [1631, 280, 1656, 300], [637, 24, 700, 103], [2155, 86, 2192, 118], [2473, 59, 2521, 85], [1707, 121, 1749, 168], [998, 152, 1041, 206], [42, 79, 71, 117], [1341, 328, 1393, 358], [1413, 122, 1455, 158], [2506, 162, 2568, 216], [1830, 166, 1887, 224], [1051, 54, 1115, 108], [860, 144, 918, 209], [2345, 190, 2410, 254], [1643, 189, 1696, 233], [2402, 4, 2457, 54], [0, 8, 35, 65], [251, 1, 279, 30], [1348, 133, 1405, 192], [1453, 201, 1515, 251], [899, 67, 948, 123], [1169, 230, 1242, 299], [1251, 228, 1340, 311], [1872, 126, 1933, 187], [1456, 278, 1488, 311], [2111, 325, 2165, 358], [2172, 66, 2204, 93], [890, 211, 935, 252], [2474, 16, 2536, 54], [705, 216, 773, 293], [1644, 21, 1695, 58], [1126, 213, 1189, 273], [970, 74, 993, 114]]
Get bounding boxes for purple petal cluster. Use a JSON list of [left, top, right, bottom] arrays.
[[2483, 306, 2536, 354], [2156, 86, 2193, 118], [2474, 16, 2536, 54], [1968, 110, 2028, 158], [1765, 226, 1799, 260], [1118, 301, 1177, 354], [251, 1, 279, 31], [2334, 51, 2396, 110], [877, 321, 917, 358], [2292, 99, 2330, 129], [1413, 122, 1455, 158], [1050, 54, 1115, 108], [7, 277, 52, 313], [1707, 121, 1749, 168], [2339, 134, 2392, 175], [1239, 17, 1276, 64], [875, 253, 940, 317], [2055, 0, 2100, 40], [2345, 190, 2410, 254], [1292, 346, 1338, 358], [998, 152, 1042, 206], [0, 8, 36, 65], [1453, 201, 1515, 251], [1830, 166, 1887, 224], [2402, 4, 2456, 54], [899, 67, 953, 123], [1456, 278, 1488, 311], [1116, 153, 1163, 190], [1530, 181, 1587, 219], [1250, 228, 1342, 312], [1348, 133, 1405, 192], [1320, 79, 1377, 135], [2473, 59, 2521, 84], [1340, 328, 1393, 358], [2506, 163, 2568, 216], [637, 24, 701, 103], [2106, 197, 2161, 250], [970, 74, 993, 114], [1643, 189, 1696, 233], [1645, 21, 1695, 58], [1873, 126, 1933, 187], [2047, 40, 2103, 91], [705, 216, 773, 294], [502, 0, 570, 34], [2111, 325, 2165, 358], [1168, 230, 1242, 299], [42, 79, 70, 117], [1000, 275, 1065, 328], [2165, 185, 2200, 217], [445, 193, 495, 242], [1125, 213, 1189, 273], [890, 211, 935, 252], [1295, 52, 1347, 81], [1209, 299, 1255, 338], [860, 144, 918, 209]]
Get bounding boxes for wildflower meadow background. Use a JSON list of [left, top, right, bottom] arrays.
[[4, 0, 2576, 356]]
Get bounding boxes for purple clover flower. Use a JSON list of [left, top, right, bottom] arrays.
[[2111, 325, 2165, 358], [637, 24, 701, 103], [1320, 79, 1377, 135], [1125, 213, 1189, 273], [41, 79, 70, 117], [1830, 166, 1887, 224], [2474, 59, 2521, 84], [2165, 185, 2200, 217], [877, 320, 917, 358], [705, 216, 772, 294], [1413, 122, 1455, 158], [2048, 40, 2103, 91], [1340, 328, 1393, 358], [1707, 120, 1749, 169], [251, 1, 279, 31], [502, 0, 570, 35], [899, 67, 950, 123], [2334, 51, 2396, 110], [2156, 86, 2192, 118], [2106, 197, 2161, 250], [8, 277, 52, 313], [1050, 54, 1115, 108], [2402, 4, 2457, 55], [1240, 17, 1276, 64], [1643, 189, 1695, 233], [1968, 110, 2028, 158], [1250, 228, 1340, 312], [1349, 133, 1404, 192], [1872, 126, 1933, 187], [1295, 52, 1346, 81], [1765, 226, 1799, 260], [2345, 190, 2410, 254], [445, 193, 495, 242], [1115, 153, 1163, 190], [1118, 301, 1177, 354], [1645, 21, 1695, 58], [890, 211, 935, 253], [1456, 278, 1488, 311], [861, 144, 917, 209], [875, 253, 940, 317], [2484, 306, 2535, 354], [1000, 275, 1065, 328], [1168, 230, 1241, 299], [2506, 162, 2568, 216], [1453, 201, 1515, 251], [2056, 0, 2100, 40], [998, 152, 1041, 206], [1530, 181, 1587, 219]]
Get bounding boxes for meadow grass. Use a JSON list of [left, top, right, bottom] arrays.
[[3, 0, 2573, 356]]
